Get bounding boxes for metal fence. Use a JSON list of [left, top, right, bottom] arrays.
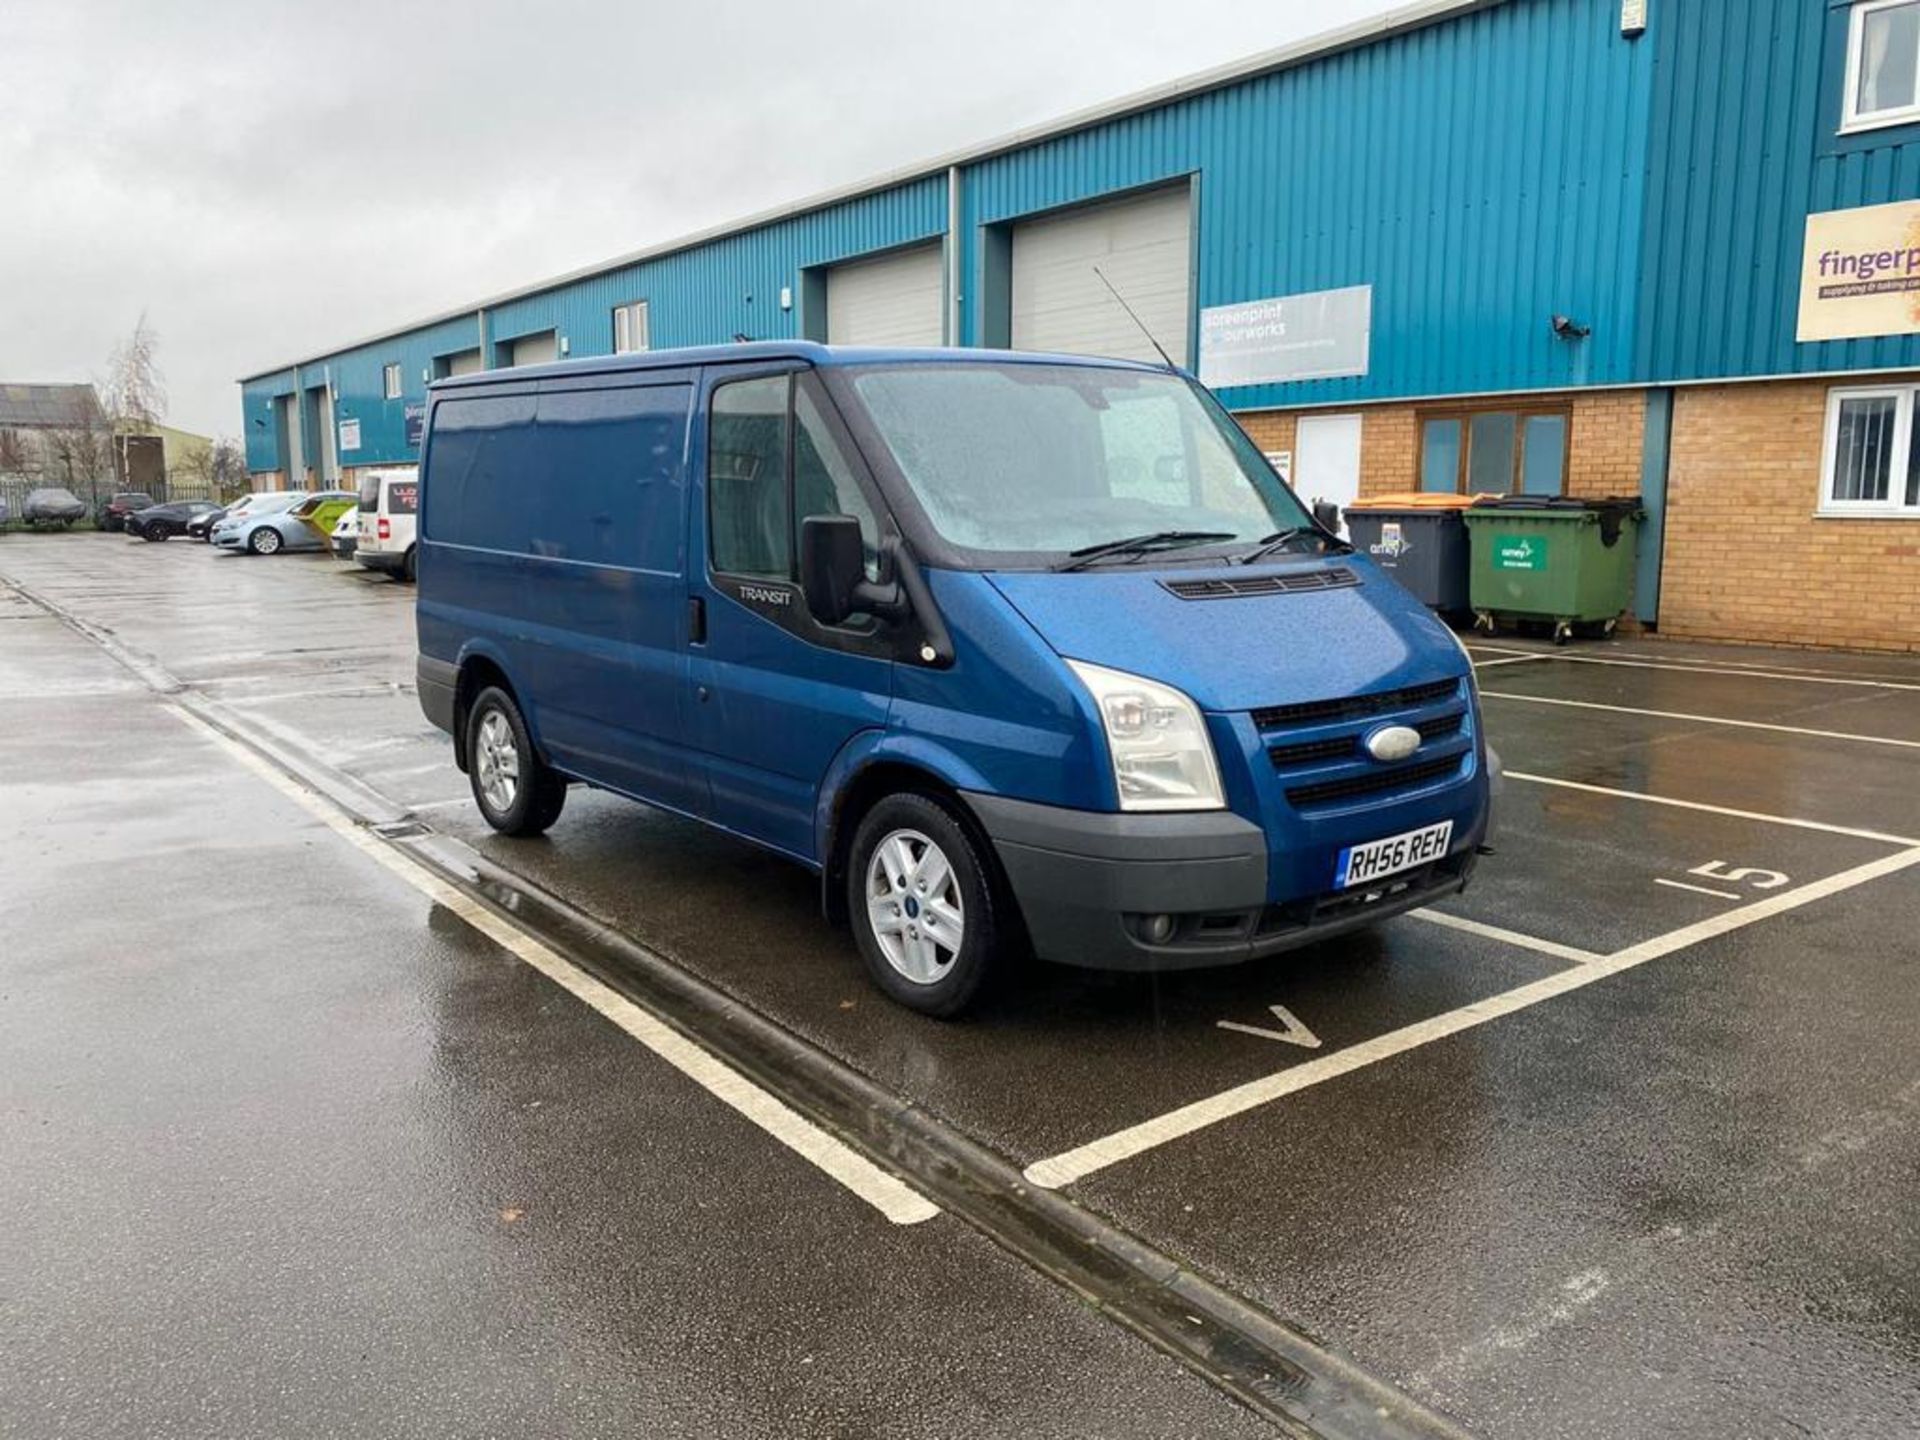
[[1, 472, 233, 526]]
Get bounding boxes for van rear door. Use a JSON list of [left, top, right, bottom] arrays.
[[687, 366, 894, 861]]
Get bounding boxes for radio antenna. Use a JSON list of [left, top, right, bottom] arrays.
[[1093, 264, 1178, 372]]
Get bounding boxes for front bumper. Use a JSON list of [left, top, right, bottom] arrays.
[[963, 792, 1477, 972]]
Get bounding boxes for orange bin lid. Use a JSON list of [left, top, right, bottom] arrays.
[[1344, 491, 1495, 511]]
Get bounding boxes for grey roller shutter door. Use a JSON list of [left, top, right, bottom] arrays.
[[825, 244, 945, 347], [1011, 186, 1191, 365]]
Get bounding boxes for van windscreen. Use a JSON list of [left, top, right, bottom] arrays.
[[845, 362, 1311, 565]]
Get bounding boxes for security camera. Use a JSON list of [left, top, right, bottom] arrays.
[[1550, 314, 1591, 339]]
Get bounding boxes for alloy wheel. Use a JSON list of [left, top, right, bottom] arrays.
[[864, 828, 966, 985]]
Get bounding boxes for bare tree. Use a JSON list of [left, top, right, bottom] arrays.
[[209, 438, 249, 500], [103, 313, 168, 431], [0, 427, 31, 476], [39, 421, 116, 508]]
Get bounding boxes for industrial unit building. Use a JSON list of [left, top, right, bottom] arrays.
[[241, 0, 1920, 652]]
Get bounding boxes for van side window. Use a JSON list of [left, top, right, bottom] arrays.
[[709, 376, 791, 579], [794, 382, 880, 581]]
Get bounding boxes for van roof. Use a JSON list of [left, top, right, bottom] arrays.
[[426, 341, 1171, 393]]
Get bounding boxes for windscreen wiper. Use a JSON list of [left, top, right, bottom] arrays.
[[1238, 526, 1351, 566], [1055, 530, 1237, 572]]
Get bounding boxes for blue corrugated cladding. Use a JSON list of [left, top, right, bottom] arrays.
[[257, 0, 1920, 466], [1639, 0, 1920, 381], [486, 178, 944, 360], [959, 0, 1655, 409], [254, 180, 946, 472]]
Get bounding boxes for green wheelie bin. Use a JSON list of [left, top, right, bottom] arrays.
[[1462, 495, 1644, 645]]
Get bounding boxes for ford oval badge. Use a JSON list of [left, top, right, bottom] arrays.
[[1364, 724, 1422, 763]]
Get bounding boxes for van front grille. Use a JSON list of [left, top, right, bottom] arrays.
[[1267, 710, 1465, 769], [1252, 678, 1460, 732], [1284, 754, 1465, 807]]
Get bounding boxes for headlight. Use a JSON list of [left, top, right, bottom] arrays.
[[1066, 660, 1225, 812]]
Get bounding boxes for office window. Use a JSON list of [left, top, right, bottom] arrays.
[[1418, 405, 1570, 495], [383, 363, 402, 400], [1420, 418, 1462, 493], [614, 300, 651, 355], [1845, 0, 1920, 131], [1823, 385, 1920, 514]]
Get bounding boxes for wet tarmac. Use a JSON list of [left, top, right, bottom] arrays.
[[5, 531, 1920, 1438]]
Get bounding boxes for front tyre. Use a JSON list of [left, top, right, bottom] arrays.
[[847, 793, 1001, 1018], [466, 686, 567, 837], [401, 545, 418, 583], [248, 527, 282, 555]]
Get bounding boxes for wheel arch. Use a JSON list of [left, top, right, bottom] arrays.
[[815, 736, 1020, 939], [451, 646, 525, 775]]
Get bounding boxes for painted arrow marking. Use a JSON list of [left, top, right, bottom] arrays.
[[1217, 1005, 1322, 1049]]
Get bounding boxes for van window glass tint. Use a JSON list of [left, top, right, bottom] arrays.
[[425, 387, 686, 571], [709, 375, 791, 579], [795, 383, 880, 580], [847, 362, 1308, 561], [387, 479, 419, 515]]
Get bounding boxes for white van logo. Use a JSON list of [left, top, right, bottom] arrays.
[[1364, 724, 1422, 763], [739, 584, 792, 607]]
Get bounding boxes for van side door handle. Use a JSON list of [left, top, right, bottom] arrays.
[[687, 596, 707, 645]]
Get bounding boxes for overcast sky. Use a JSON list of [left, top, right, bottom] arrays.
[[4, 0, 1399, 438]]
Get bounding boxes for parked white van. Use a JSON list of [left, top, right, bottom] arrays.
[[354, 468, 419, 581]]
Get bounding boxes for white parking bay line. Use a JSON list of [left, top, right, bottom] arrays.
[[1527, 654, 1920, 692], [167, 705, 940, 1227], [1505, 771, 1920, 847], [1406, 908, 1603, 965], [1652, 878, 1743, 901], [1481, 691, 1920, 750], [1024, 845, 1920, 1190], [1471, 654, 1552, 670]]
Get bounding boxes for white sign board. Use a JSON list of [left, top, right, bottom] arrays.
[[1797, 200, 1920, 342], [1263, 450, 1292, 484], [338, 417, 361, 453], [1198, 285, 1372, 388]]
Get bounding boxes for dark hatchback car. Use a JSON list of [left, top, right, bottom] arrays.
[[129, 500, 221, 541], [99, 492, 157, 532], [185, 505, 227, 541]]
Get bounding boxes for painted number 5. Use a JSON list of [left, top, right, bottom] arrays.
[[1690, 860, 1790, 891]]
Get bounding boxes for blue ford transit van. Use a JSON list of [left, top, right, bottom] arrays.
[[416, 343, 1490, 1015]]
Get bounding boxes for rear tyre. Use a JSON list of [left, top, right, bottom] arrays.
[[248, 527, 282, 555], [145, 524, 168, 542], [847, 792, 1000, 1018], [466, 686, 567, 837], [401, 545, 417, 583]]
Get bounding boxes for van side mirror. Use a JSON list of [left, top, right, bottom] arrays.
[[800, 514, 881, 625], [1312, 499, 1341, 533]]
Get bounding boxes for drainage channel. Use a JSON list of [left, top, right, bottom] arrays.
[[5, 571, 1476, 1440]]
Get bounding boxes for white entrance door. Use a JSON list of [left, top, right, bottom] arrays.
[[1294, 414, 1363, 536]]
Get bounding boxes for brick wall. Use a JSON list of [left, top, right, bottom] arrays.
[[1237, 390, 1645, 501], [1660, 379, 1919, 653]]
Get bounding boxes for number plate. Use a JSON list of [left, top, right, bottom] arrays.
[[1335, 821, 1453, 890]]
